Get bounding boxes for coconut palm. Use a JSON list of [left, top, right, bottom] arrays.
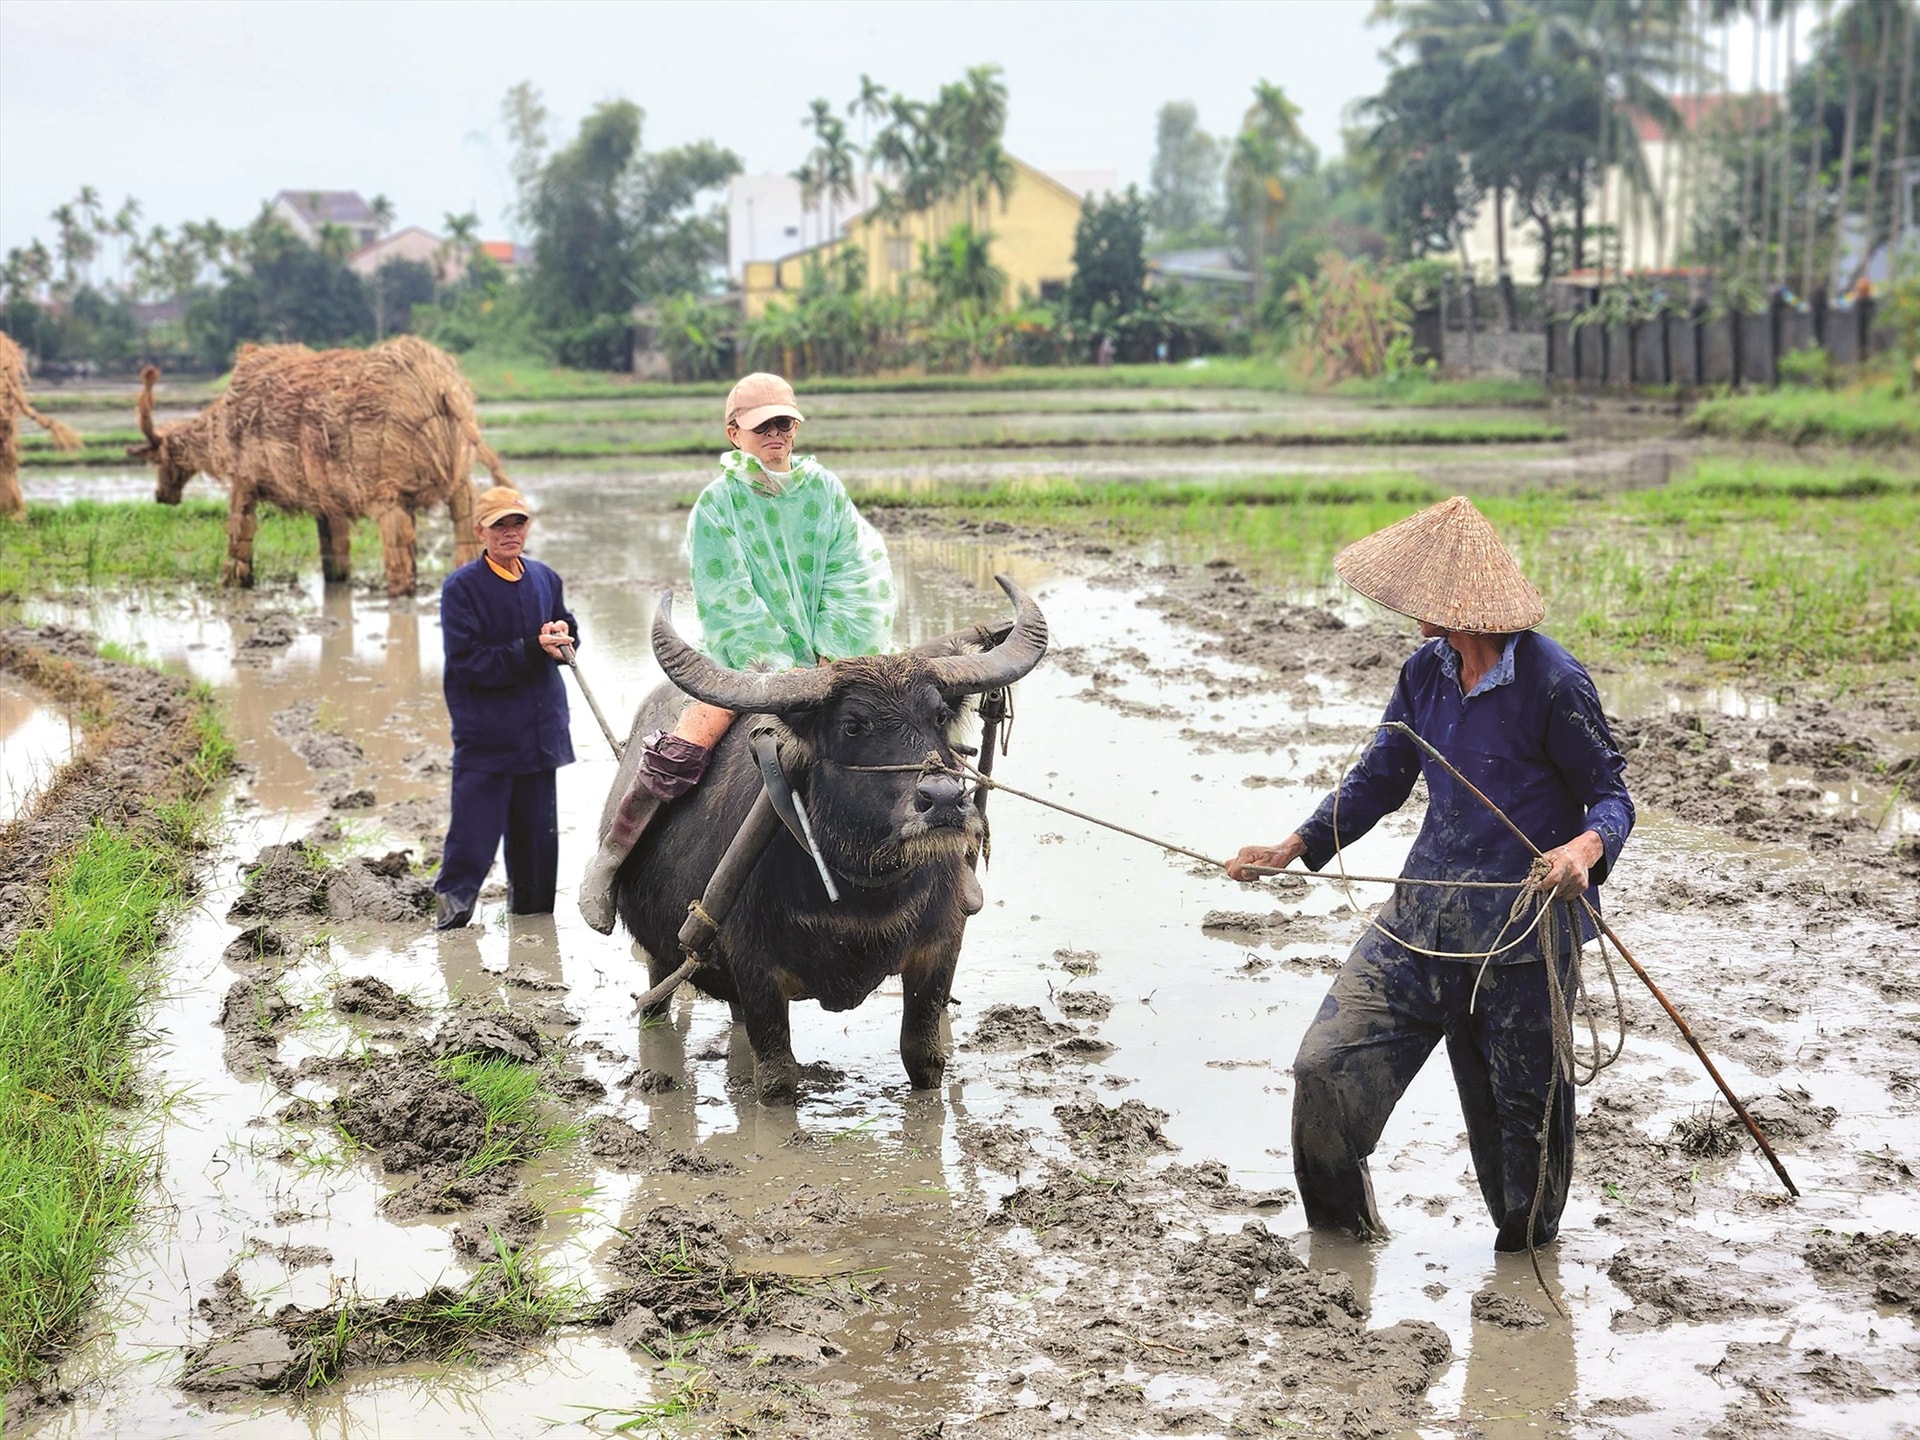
[[848, 73, 888, 152], [1802, 0, 1835, 296], [1849, 0, 1899, 284], [441, 211, 481, 282], [368, 194, 396, 240], [1225, 79, 1308, 282]]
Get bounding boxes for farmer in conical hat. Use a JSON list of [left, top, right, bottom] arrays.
[[1227, 495, 1635, 1251], [578, 372, 895, 933]]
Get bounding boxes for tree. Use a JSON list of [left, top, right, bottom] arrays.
[[1226, 80, 1311, 282], [502, 80, 550, 236], [441, 210, 481, 280], [920, 223, 1006, 309], [518, 90, 741, 366], [1148, 102, 1225, 240], [849, 73, 889, 151], [1066, 187, 1151, 326], [368, 193, 396, 240]]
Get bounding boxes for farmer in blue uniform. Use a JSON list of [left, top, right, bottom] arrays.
[[1228, 495, 1634, 1250], [434, 485, 578, 931]]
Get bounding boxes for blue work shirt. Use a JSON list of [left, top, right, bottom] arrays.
[[1295, 630, 1634, 964], [440, 555, 578, 775]]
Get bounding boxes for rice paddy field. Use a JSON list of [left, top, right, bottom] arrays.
[[2, 366, 1917, 1439]]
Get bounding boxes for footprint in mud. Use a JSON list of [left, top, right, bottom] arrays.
[[271, 699, 365, 771]]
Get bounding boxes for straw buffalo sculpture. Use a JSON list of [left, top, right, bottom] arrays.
[[609, 576, 1049, 1101], [129, 336, 506, 595], [1, 331, 84, 521]]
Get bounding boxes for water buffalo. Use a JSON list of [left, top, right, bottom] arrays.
[[608, 575, 1048, 1100]]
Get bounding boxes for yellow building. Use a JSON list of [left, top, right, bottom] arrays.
[[741, 158, 1100, 319]]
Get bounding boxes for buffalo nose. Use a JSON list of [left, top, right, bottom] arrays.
[[915, 773, 966, 812]]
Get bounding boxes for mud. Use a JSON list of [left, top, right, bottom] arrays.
[[6, 454, 1919, 1437], [0, 623, 215, 945]]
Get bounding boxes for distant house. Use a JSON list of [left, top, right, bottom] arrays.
[[478, 240, 521, 274], [349, 226, 446, 278], [1455, 93, 1777, 286], [740, 159, 1116, 318], [1148, 246, 1254, 293], [269, 190, 381, 250]]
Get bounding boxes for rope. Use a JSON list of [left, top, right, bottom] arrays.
[[851, 744, 1636, 1314]]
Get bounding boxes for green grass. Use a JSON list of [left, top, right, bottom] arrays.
[[459, 352, 1546, 406], [436, 1053, 581, 1177], [1688, 384, 1920, 447], [0, 828, 197, 1388], [294, 1240, 578, 1389], [0, 498, 398, 594], [862, 457, 1920, 678]]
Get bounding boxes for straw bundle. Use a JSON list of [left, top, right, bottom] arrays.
[[132, 336, 505, 594], [1, 331, 84, 521], [1334, 494, 1545, 634]]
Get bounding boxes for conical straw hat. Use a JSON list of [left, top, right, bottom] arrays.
[[1334, 495, 1545, 633]]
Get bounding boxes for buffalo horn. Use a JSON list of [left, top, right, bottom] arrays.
[[651, 593, 838, 713], [926, 575, 1049, 697]]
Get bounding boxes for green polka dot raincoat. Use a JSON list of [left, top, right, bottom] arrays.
[[685, 450, 896, 670]]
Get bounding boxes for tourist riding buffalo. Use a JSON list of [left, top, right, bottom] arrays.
[[605, 575, 1048, 1100]]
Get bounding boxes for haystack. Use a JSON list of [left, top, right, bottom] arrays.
[[132, 336, 506, 595], [1, 331, 85, 521]]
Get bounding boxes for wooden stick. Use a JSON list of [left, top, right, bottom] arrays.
[[1377, 720, 1800, 1198]]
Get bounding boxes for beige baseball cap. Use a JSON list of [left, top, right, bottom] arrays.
[[474, 486, 533, 528], [1334, 495, 1546, 634], [725, 372, 805, 431]]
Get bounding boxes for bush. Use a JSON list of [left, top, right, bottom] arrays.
[[1775, 345, 1833, 390]]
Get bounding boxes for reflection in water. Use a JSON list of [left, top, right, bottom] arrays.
[[0, 674, 74, 823], [1461, 1254, 1577, 1438]]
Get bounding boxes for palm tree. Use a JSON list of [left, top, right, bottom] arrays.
[[441, 210, 481, 280], [111, 195, 142, 293], [1849, 0, 1897, 284], [848, 73, 888, 153], [1831, 0, 1869, 288], [1225, 79, 1306, 284], [791, 158, 823, 250], [1892, 0, 1916, 255], [1801, 0, 1834, 297], [1773, 1, 1799, 289], [368, 193, 396, 239]]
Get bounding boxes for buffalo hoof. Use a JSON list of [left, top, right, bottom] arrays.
[[754, 1057, 800, 1104], [904, 1059, 948, 1090]]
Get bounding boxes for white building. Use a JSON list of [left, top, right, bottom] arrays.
[[269, 190, 382, 250]]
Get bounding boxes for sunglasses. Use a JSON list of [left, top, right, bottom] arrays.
[[748, 416, 798, 436]]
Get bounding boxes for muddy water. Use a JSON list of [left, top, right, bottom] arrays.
[[0, 673, 74, 823], [14, 464, 1920, 1437]]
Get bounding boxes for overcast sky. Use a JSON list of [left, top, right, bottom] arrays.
[[2, 0, 1800, 264], [1, 0, 1402, 258]]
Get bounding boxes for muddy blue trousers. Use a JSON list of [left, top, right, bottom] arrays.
[[436, 766, 559, 915], [1291, 931, 1577, 1250]]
